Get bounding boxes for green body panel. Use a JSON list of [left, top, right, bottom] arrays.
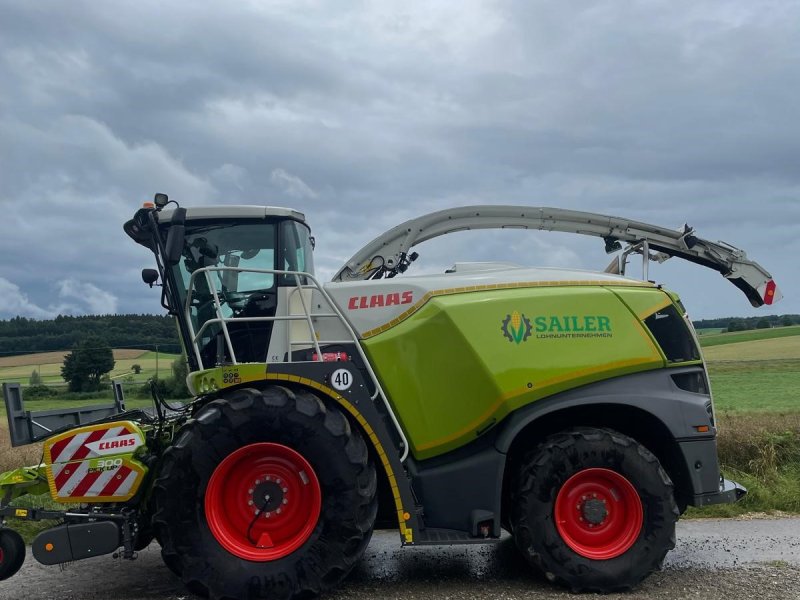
[[0, 465, 48, 502], [610, 286, 674, 321], [363, 286, 670, 460], [188, 363, 268, 395]]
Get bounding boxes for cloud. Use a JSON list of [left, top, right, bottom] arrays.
[[56, 279, 119, 315], [0, 278, 57, 319], [0, 278, 118, 318], [270, 168, 318, 199], [0, 1, 797, 320], [211, 163, 248, 191]]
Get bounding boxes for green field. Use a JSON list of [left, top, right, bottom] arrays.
[[701, 327, 800, 414], [708, 361, 800, 413], [690, 326, 800, 516], [696, 327, 725, 335], [20, 396, 159, 412], [699, 325, 800, 347], [0, 349, 181, 386]]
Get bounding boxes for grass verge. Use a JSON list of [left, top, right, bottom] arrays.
[[689, 412, 800, 517]]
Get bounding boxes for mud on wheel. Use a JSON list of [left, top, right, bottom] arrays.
[[152, 386, 378, 600], [511, 427, 679, 592]]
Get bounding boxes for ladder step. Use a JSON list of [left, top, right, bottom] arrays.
[[413, 528, 500, 545]]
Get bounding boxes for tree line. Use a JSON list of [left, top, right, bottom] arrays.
[[692, 314, 799, 332], [0, 314, 181, 356]]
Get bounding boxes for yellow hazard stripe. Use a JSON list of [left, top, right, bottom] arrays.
[[361, 279, 655, 339], [264, 373, 413, 543]]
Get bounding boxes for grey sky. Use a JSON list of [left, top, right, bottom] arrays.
[[0, 0, 797, 320]]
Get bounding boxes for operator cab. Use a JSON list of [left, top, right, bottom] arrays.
[[125, 201, 314, 369]]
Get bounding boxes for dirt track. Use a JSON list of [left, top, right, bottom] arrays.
[[1, 517, 799, 600]]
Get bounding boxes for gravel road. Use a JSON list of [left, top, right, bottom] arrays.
[[2, 517, 799, 600]]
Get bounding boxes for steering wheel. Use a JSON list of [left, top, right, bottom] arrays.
[[235, 290, 276, 318]]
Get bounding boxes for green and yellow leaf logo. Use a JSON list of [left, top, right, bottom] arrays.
[[501, 311, 533, 344]]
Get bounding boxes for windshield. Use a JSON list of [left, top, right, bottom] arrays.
[[167, 218, 314, 367], [172, 222, 277, 315]]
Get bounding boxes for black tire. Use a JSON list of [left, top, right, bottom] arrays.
[[510, 427, 678, 592], [0, 529, 25, 581], [152, 386, 378, 600]]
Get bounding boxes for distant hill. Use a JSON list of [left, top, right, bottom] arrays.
[[0, 314, 181, 357]]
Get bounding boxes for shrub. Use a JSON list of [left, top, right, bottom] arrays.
[[135, 377, 168, 399], [716, 413, 800, 479], [727, 320, 748, 332], [23, 384, 57, 399], [169, 356, 190, 398]]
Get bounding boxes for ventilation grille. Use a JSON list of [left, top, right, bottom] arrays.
[[644, 305, 701, 363]]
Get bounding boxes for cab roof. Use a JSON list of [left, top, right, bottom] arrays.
[[157, 205, 306, 223]]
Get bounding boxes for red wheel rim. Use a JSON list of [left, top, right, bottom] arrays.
[[204, 442, 322, 561], [554, 468, 643, 560]]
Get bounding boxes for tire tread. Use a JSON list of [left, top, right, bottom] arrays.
[[511, 427, 678, 593], [152, 385, 376, 600]]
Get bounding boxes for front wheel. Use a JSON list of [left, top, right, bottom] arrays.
[[0, 529, 25, 581], [153, 386, 378, 600], [511, 427, 678, 592]]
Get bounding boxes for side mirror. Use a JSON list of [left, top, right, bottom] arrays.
[[142, 269, 159, 287], [164, 224, 185, 266], [164, 207, 187, 266]]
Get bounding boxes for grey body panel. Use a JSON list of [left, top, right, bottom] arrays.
[[3, 383, 126, 447], [678, 439, 726, 496], [408, 442, 505, 537], [494, 366, 714, 453], [411, 367, 725, 535], [692, 477, 747, 506], [32, 521, 121, 565], [332, 205, 778, 308], [495, 365, 726, 503]]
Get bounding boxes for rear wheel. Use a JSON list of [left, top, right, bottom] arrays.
[[153, 386, 377, 600], [511, 427, 678, 592], [0, 529, 25, 581]]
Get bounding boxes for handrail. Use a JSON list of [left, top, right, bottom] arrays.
[[183, 266, 411, 461]]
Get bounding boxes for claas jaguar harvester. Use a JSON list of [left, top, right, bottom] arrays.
[[0, 195, 783, 599]]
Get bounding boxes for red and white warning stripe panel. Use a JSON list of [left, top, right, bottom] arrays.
[[44, 421, 147, 503], [46, 422, 144, 465], [49, 459, 144, 502], [757, 280, 782, 306]]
